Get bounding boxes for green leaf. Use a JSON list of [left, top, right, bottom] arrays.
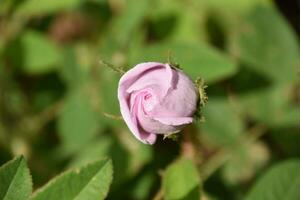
[[129, 42, 237, 83], [147, 0, 206, 43], [127, 137, 153, 174], [0, 156, 32, 200], [16, 0, 81, 17], [58, 47, 89, 89], [270, 128, 300, 157], [14, 30, 60, 74], [68, 136, 113, 168], [203, 0, 270, 14], [238, 6, 300, 83], [171, 8, 206, 43], [98, 66, 121, 117], [32, 159, 113, 200], [223, 141, 269, 185], [239, 84, 299, 127], [111, 0, 150, 47], [57, 88, 101, 152], [163, 158, 201, 200], [246, 159, 300, 200], [70, 133, 153, 191], [200, 98, 244, 146], [130, 171, 155, 200]]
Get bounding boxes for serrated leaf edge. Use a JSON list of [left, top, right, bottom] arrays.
[[31, 158, 112, 199], [0, 155, 33, 200]]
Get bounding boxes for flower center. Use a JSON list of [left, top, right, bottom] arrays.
[[144, 93, 152, 100], [142, 92, 158, 112]]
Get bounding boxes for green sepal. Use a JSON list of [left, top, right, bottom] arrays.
[[167, 50, 182, 70], [194, 77, 208, 121], [163, 131, 181, 141]]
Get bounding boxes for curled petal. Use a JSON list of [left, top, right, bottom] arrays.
[[137, 93, 181, 134], [150, 70, 198, 118], [126, 63, 174, 98]]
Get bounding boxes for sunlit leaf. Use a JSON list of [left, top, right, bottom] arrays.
[[57, 88, 101, 152], [238, 6, 300, 83], [246, 159, 300, 200], [163, 158, 201, 200], [223, 142, 269, 184], [98, 66, 121, 117], [130, 171, 155, 200], [130, 42, 238, 83], [111, 0, 150, 47], [200, 98, 244, 146], [0, 156, 32, 200], [239, 84, 300, 127], [7, 30, 61, 74], [148, 0, 206, 42], [68, 136, 113, 168], [32, 159, 113, 200], [58, 47, 89, 89]]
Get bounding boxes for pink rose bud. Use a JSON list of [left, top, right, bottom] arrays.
[[118, 62, 199, 144]]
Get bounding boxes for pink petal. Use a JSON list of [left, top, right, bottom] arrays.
[[118, 62, 198, 144], [131, 92, 157, 144], [118, 62, 172, 144], [126, 63, 174, 98], [137, 93, 180, 134], [150, 70, 198, 118]]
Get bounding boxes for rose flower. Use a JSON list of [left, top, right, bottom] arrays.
[[118, 62, 199, 144]]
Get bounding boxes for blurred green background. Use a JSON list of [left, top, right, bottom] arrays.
[[0, 0, 299, 199]]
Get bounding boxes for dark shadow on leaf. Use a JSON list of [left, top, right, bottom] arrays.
[[207, 64, 273, 98], [4, 37, 24, 72], [205, 11, 227, 50], [229, 64, 272, 94], [109, 136, 129, 187], [204, 169, 237, 200], [266, 126, 300, 158], [106, 133, 130, 199], [145, 14, 178, 42], [177, 186, 200, 200]]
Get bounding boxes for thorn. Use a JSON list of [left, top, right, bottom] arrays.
[[99, 59, 125, 75]]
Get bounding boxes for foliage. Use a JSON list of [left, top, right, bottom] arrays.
[[162, 158, 201, 200], [0, 0, 299, 199], [0, 156, 32, 200]]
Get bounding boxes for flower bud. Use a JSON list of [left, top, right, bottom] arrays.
[[118, 62, 199, 144]]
